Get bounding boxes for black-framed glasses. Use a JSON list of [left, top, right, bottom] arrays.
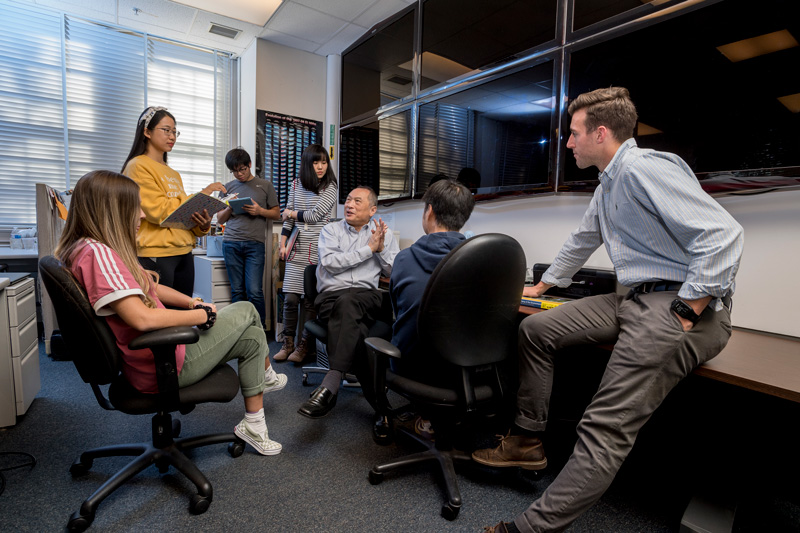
[[230, 166, 249, 175], [156, 127, 180, 138]]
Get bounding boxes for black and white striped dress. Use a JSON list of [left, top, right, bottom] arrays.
[[282, 179, 337, 295]]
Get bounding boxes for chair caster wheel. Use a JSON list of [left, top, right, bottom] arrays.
[[228, 440, 245, 458], [70, 459, 91, 477], [302, 373, 309, 386], [67, 510, 94, 532], [155, 458, 170, 473], [441, 502, 460, 521], [190, 494, 211, 515], [368, 469, 384, 485], [172, 418, 181, 437]]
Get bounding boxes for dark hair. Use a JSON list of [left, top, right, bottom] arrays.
[[567, 87, 638, 142], [225, 147, 251, 171], [457, 167, 481, 191], [298, 144, 337, 194], [422, 179, 475, 231], [430, 173, 449, 186], [121, 107, 176, 171]]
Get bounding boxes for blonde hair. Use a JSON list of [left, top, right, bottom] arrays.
[[55, 170, 159, 308]]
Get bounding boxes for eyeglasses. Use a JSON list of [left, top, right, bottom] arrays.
[[230, 167, 249, 175], [156, 127, 180, 138]]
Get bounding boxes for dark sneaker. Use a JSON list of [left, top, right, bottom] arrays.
[[472, 433, 547, 471]]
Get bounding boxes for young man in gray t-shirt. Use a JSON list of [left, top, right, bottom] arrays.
[[217, 148, 280, 327]]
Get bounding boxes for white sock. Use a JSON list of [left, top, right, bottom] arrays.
[[265, 364, 277, 382], [245, 408, 267, 435]]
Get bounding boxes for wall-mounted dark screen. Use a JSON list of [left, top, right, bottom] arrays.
[[417, 60, 555, 195], [420, 0, 557, 92], [339, 110, 412, 202], [341, 10, 415, 124], [565, 0, 800, 194]]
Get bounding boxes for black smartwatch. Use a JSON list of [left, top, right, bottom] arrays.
[[670, 298, 701, 325]]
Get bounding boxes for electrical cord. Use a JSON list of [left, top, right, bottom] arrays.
[[0, 451, 37, 497]]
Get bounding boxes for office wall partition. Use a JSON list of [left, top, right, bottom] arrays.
[[340, 0, 800, 203]]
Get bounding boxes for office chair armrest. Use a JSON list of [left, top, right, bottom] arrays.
[[129, 326, 200, 350], [365, 337, 401, 416], [364, 337, 401, 359], [129, 326, 199, 412]]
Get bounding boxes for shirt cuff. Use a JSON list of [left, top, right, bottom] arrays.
[[296, 210, 306, 222]]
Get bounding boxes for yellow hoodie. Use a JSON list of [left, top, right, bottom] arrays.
[[123, 155, 207, 257]]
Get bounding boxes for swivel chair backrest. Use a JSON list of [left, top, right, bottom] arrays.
[[418, 233, 525, 368], [39, 255, 121, 387]]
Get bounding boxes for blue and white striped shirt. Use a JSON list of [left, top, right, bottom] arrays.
[[543, 139, 743, 310]]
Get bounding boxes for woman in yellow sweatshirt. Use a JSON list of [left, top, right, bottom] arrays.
[[122, 107, 226, 297]]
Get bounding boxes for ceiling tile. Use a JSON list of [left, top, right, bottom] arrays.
[[292, 0, 376, 21], [117, 0, 196, 33], [315, 23, 369, 56], [258, 29, 321, 54], [354, 0, 410, 29], [265, 2, 346, 45]]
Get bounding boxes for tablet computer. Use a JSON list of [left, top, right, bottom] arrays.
[[228, 197, 252, 215]]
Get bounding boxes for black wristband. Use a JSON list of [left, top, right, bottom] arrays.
[[194, 303, 217, 330]]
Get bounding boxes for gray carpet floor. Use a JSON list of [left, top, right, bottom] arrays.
[[0, 341, 797, 532]]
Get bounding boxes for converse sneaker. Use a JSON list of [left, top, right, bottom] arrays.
[[263, 366, 288, 394], [234, 419, 282, 456]]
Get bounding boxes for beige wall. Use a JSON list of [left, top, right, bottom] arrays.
[[255, 39, 327, 122], [380, 189, 800, 338]]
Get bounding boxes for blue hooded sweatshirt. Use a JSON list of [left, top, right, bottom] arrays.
[[389, 231, 465, 360]]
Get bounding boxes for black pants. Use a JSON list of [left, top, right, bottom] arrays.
[[138, 252, 195, 298], [315, 288, 382, 405]]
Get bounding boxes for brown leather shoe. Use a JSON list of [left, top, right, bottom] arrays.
[[483, 522, 515, 533], [273, 336, 294, 362], [287, 335, 310, 363], [472, 433, 547, 471]]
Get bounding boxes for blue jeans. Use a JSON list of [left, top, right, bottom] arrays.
[[222, 240, 266, 326]]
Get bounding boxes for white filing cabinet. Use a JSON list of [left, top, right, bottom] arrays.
[[0, 275, 41, 427], [193, 255, 232, 308]]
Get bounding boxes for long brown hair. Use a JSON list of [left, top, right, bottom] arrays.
[[55, 170, 158, 308]]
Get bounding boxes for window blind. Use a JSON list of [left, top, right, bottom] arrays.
[[0, 2, 66, 226], [0, 1, 235, 228], [417, 103, 473, 192]]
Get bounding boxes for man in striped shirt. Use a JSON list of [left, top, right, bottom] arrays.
[[478, 87, 744, 533]]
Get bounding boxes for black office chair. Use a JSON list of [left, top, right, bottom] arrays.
[[38, 256, 245, 532], [364, 233, 526, 520], [300, 263, 392, 387]]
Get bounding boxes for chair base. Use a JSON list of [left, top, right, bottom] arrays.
[[301, 364, 361, 388], [66, 413, 245, 533], [367, 427, 473, 521]]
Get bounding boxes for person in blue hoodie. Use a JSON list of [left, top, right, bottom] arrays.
[[385, 178, 475, 440], [389, 178, 476, 382]]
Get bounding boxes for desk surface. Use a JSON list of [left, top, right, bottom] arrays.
[[0, 247, 38, 260], [520, 305, 800, 403], [695, 329, 800, 403]]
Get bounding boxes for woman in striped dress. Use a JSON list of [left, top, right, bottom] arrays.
[[274, 144, 337, 363]]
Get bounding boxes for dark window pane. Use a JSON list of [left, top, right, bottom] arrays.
[[573, 0, 661, 32], [421, 0, 557, 91], [342, 10, 415, 124], [565, 0, 800, 194], [418, 61, 555, 195], [340, 110, 411, 202]]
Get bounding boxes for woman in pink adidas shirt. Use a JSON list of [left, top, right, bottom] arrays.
[[55, 170, 287, 456]]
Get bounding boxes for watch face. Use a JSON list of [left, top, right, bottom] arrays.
[[672, 299, 699, 322]]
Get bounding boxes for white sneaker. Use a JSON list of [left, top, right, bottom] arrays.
[[234, 419, 282, 456], [263, 368, 288, 394]]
